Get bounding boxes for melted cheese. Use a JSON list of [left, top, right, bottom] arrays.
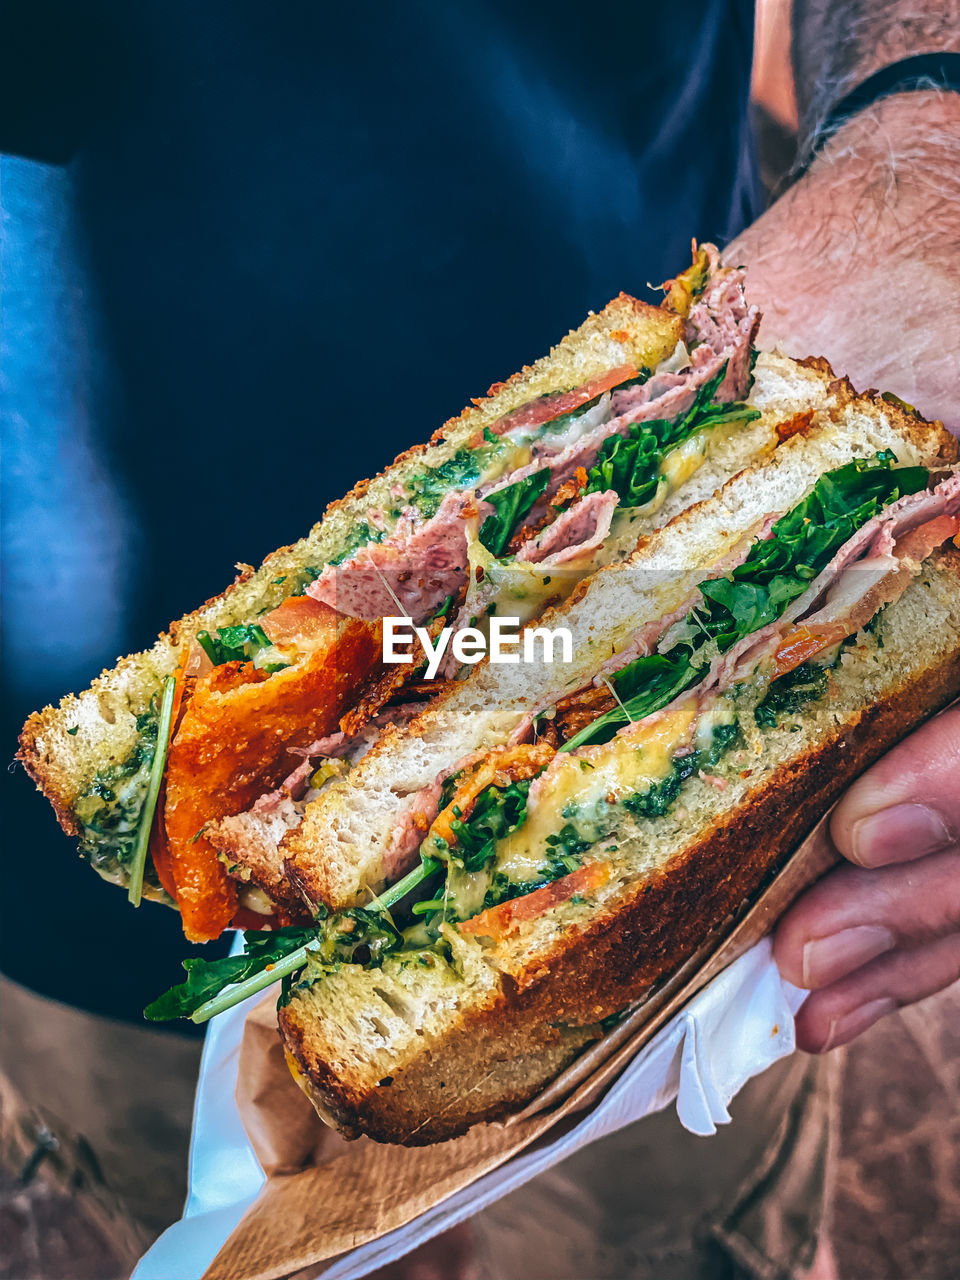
[[659, 430, 708, 490], [494, 698, 698, 883], [445, 865, 493, 921], [479, 444, 530, 484], [464, 524, 583, 628], [694, 694, 737, 754]]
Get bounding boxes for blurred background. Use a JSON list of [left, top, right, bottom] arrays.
[[2, 2, 959, 1277]]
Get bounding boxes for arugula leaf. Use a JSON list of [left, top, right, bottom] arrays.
[[127, 675, 177, 907], [479, 469, 550, 557], [568, 652, 700, 750], [145, 895, 421, 1022], [195, 622, 283, 669], [582, 362, 759, 508], [144, 927, 321, 1021], [561, 653, 700, 751], [334, 908, 402, 965], [695, 453, 928, 653], [449, 777, 537, 871], [563, 453, 929, 749]]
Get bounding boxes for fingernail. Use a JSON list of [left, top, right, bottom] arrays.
[[821, 997, 896, 1052], [802, 925, 896, 988], [851, 804, 952, 866]]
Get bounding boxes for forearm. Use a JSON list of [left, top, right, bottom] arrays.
[[727, 91, 960, 426]]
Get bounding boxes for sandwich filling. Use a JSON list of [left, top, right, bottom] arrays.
[[144, 457, 960, 1022]]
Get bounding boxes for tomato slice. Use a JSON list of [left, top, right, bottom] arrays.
[[490, 366, 640, 437], [772, 625, 844, 679], [459, 861, 612, 940], [261, 594, 337, 647]]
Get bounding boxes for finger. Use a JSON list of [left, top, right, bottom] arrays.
[[774, 848, 960, 989], [829, 707, 960, 867], [793, 932, 960, 1053]]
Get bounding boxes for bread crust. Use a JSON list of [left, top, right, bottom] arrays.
[[280, 577, 960, 1143]]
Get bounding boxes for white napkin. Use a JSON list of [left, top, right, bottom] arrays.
[[134, 937, 805, 1280]]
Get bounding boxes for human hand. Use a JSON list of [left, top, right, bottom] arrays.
[[774, 706, 960, 1051]]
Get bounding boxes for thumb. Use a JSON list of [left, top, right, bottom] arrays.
[[830, 704, 960, 868]]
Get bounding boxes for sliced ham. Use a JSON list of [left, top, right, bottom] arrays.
[[308, 490, 475, 620], [311, 263, 759, 624], [706, 471, 960, 694], [288, 730, 352, 760], [894, 512, 960, 563], [382, 781, 444, 880], [515, 490, 619, 566]]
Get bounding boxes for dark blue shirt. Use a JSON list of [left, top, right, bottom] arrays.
[[1, 0, 759, 1021]]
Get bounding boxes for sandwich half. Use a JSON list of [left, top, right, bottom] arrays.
[[20, 245, 787, 940], [144, 364, 960, 1144]]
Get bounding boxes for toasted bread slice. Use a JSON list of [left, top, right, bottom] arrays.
[[281, 354, 958, 910], [19, 293, 683, 896], [278, 550, 960, 1143]]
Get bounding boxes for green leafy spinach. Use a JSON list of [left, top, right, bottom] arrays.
[[582, 363, 760, 508], [567, 453, 927, 748], [448, 777, 538, 872], [695, 452, 927, 653], [478, 470, 550, 557], [754, 661, 830, 728], [144, 927, 322, 1021]]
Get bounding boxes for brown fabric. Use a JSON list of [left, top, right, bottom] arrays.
[[0, 975, 201, 1238], [707, 1052, 843, 1280], [466, 1051, 840, 1280]]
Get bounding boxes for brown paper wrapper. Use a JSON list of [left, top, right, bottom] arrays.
[[202, 807, 842, 1280]]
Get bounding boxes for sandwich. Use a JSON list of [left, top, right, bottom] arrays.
[[141, 355, 960, 1144], [20, 244, 784, 941]]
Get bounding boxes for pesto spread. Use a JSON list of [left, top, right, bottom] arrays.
[[73, 703, 167, 893]]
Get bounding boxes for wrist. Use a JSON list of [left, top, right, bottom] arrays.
[[811, 89, 960, 193], [793, 1, 960, 147]]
